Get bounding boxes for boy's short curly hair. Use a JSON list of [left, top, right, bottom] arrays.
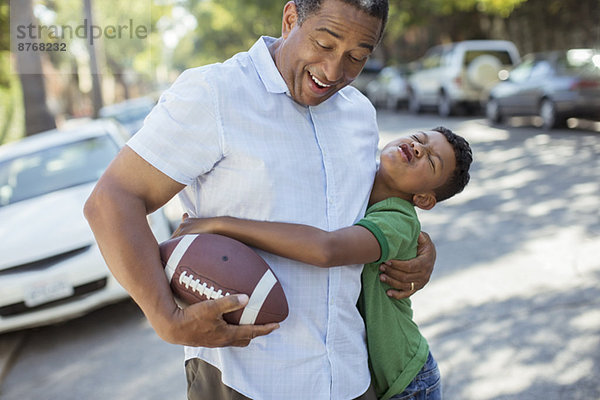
[[431, 126, 473, 202], [294, 0, 389, 43]]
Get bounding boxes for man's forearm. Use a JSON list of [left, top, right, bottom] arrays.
[[84, 183, 179, 340]]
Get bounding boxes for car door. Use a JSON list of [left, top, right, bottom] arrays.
[[496, 57, 535, 115], [518, 60, 554, 113]]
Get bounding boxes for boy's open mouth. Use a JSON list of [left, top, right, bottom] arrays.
[[399, 143, 413, 162]]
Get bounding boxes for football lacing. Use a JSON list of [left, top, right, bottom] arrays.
[[179, 270, 230, 299]]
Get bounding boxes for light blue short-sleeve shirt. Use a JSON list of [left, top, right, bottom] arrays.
[[128, 36, 379, 400]]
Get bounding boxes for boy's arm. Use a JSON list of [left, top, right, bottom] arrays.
[[172, 216, 382, 267]]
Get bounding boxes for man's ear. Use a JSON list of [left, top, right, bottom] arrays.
[[413, 192, 437, 210], [282, 1, 298, 39]]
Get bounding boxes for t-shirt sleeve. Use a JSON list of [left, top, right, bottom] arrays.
[[355, 204, 419, 264], [127, 68, 225, 185]]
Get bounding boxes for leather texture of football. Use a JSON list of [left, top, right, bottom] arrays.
[[159, 233, 288, 325]]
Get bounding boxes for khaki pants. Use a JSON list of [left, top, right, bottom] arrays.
[[185, 358, 377, 400]]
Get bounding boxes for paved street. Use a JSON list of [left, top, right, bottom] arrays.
[[1, 111, 599, 399]]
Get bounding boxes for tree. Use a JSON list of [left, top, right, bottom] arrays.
[[10, 0, 56, 136]]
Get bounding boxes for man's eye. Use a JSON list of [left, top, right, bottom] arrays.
[[411, 135, 422, 143], [317, 42, 332, 50]]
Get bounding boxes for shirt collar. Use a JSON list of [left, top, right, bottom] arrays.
[[249, 36, 351, 104], [249, 36, 289, 94]]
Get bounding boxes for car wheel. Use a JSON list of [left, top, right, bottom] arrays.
[[408, 90, 421, 114], [540, 99, 566, 130], [486, 98, 503, 124], [437, 92, 453, 117]]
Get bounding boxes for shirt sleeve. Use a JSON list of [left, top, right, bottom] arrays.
[[354, 202, 420, 264], [127, 67, 225, 185]]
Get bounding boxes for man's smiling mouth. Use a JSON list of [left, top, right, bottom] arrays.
[[309, 71, 333, 88]]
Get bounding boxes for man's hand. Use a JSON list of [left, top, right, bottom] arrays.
[[156, 294, 280, 348], [378, 231, 436, 299]]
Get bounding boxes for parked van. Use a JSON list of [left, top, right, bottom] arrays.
[[407, 40, 521, 116]]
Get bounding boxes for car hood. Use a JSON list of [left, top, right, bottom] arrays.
[[0, 183, 96, 271]]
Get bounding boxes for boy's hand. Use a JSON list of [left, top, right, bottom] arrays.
[[378, 232, 436, 299], [171, 213, 217, 238]]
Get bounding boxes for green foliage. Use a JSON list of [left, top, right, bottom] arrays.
[[173, 0, 282, 68], [0, 0, 24, 143], [0, 52, 25, 145]]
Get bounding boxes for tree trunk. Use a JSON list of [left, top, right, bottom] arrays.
[[10, 0, 56, 136]]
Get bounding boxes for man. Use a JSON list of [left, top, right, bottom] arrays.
[[84, 1, 436, 399]]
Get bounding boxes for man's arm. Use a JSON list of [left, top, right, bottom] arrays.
[[172, 215, 382, 268], [379, 232, 436, 299], [84, 146, 279, 347]]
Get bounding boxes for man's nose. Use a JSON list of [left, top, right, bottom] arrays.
[[322, 54, 344, 83]]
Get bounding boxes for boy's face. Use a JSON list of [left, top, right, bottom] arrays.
[[274, 0, 381, 106], [379, 131, 456, 200]]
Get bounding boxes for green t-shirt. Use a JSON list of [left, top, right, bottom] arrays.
[[355, 197, 429, 400]]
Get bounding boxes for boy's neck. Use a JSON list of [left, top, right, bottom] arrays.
[[368, 172, 413, 206]]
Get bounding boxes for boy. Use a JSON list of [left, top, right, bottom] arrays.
[[173, 126, 473, 399]]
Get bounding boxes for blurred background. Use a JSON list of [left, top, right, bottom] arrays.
[[0, 1, 599, 399], [1, 0, 599, 141]]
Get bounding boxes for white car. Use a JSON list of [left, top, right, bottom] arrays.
[[407, 40, 521, 116], [98, 96, 156, 136], [0, 120, 172, 334]]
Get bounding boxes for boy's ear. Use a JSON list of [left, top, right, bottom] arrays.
[[282, 1, 298, 39], [413, 192, 437, 210]]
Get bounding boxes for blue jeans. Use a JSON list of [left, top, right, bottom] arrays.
[[389, 352, 442, 400]]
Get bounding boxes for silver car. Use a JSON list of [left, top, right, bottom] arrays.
[[486, 49, 600, 130], [366, 66, 410, 110], [0, 120, 172, 333]]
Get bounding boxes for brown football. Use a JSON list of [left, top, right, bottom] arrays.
[[159, 233, 288, 325]]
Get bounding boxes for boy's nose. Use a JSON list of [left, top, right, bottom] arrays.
[[411, 142, 424, 157]]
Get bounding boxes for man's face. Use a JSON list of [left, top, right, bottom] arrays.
[[274, 0, 382, 106]]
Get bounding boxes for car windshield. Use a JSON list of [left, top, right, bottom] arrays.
[[0, 135, 119, 207], [463, 50, 515, 66]]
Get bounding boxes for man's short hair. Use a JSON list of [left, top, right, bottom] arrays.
[[431, 126, 473, 202], [294, 0, 389, 43]]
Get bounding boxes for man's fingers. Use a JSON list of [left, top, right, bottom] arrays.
[[209, 295, 280, 340], [380, 262, 424, 282], [379, 272, 421, 291], [232, 323, 280, 341], [385, 289, 412, 300], [208, 294, 250, 315]]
